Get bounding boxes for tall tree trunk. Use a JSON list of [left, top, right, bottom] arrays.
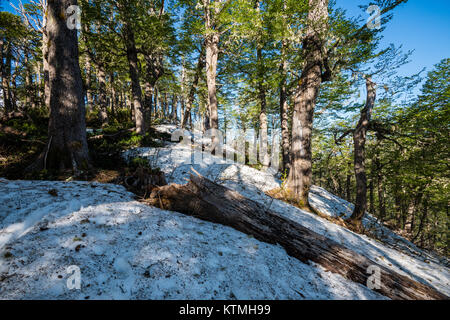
[[279, 0, 291, 174], [42, 4, 50, 111], [369, 177, 375, 214], [84, 55, 93, 112], [124, 23, 145, 135], [143, 78, 153, 130], [348, 76, 376, 227], [279, 43, 290, 173], [28, 0, 89, 172], [171, 95, 178, 124], [1, 40, 13, 113], [203, 0, 220, 130], [182, 47, 205, 128], [412, 197, 428, 243], [286, 0, 329, 207], [153, 86, 158, 120], [163, 92, 167, 119], [24, 51, 33, 109], [110, 72, 116, 118], [257, 47, 270, 170], [205, 33, 219, 130], [378, 168, 386, 223], [96, 63, 108, 125], [11, 60, 18, 111]]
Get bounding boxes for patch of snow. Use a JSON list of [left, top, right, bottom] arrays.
[[0, 179, 385, 299], [1, 127, 448, 299], [122, 140, 450, 297]]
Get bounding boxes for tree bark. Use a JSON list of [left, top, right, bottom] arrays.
[[205, 33, 219, 130], [84, 54, 94, 112], [279, 43, 290, 173], [182, 47, 205, 129], [0, 39, 13, 113], [348, 76, 376, 227], [96, 63, 109, 125], [257, 47, 270, 170], [286, 0, 329, 207], [124, 23, 145, 135], [147, 173, 447, 300], [29, 0, 89, 172], [110, 72, 116, 118], [203, 0, 221, 130], [42, 3, 50, 111], [171, 95, 178, 124]]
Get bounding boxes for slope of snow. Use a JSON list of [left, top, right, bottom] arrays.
[[0, 179, 384, 299], [121, 124, 450, 297], [0, 123, 448, 299]]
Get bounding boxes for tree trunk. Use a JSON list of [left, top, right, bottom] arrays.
[[348, 76, 376, 227], [203, 0, 220, 131], [257, 47, 270, 170], [205, 33, 219, 130], [110, 72, 116, 118], [0, 40, 13, 113], [85, 55, 94, 112], [124, 23, 145, 135], [96, 63, 109, 125], [279, 44, 290, 173], [412, 197, 428, 243], [182, 47, 205, 128], [28, 0, 89, 172], [147, 173, 447, 300], [286, 0, 329, 207], [144, 78, 153, 130], [172, 95, 178, 123], [369, 178, 375, 214], [24, 50, 33, 109], [378, 171, 386, 222], [42, 4, 50, 111], [163, 92, 167, 119]]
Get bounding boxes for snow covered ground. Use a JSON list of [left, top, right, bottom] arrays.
[[0, 123, 448, 299], [0, 179, 385, 299]]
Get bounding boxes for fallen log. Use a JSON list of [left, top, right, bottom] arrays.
[[147, 171, 448, 300]]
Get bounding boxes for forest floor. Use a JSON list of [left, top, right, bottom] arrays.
[[0, 124, 449, 299]]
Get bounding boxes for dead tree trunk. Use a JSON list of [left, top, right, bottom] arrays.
[[182, 47, 205, 129], [147, 173, 447, 300], [348, 76, 376, 227]]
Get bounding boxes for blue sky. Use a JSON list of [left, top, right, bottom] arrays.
[[3, 0, 449, 78], [336, 0, 450, 78]]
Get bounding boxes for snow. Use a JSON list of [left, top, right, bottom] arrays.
[[0, 179, 385, 300], [0, 123, 448, 299]]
